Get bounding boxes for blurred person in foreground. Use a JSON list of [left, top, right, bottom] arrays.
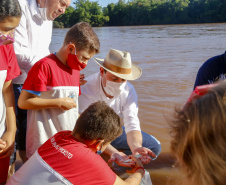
[[169, 82, 226, 185], [7, 101, 145, 185]]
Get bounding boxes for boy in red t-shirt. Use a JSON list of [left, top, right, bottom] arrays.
[[7, 101, 145, 185], [18, 22, 100, 159]]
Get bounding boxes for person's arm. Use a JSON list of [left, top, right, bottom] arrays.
[[18, 90, 77, 110], [123, 86, 156, 163], [113, 156, 144, 185], [0, 80, 17, 159], [127, 131, 156, 164], [104, 144, 135, 167], [14, 4, 51, 74], [127, 130, 142, 154], [14, 5, 36, 72]]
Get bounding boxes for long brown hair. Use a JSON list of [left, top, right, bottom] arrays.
[[169, 81, 226, 185]]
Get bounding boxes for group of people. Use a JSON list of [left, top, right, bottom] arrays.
[[1, 0, 160, 184], [0, 0, 225, 185]]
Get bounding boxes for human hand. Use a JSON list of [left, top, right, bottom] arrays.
[[80, 73, 87, 86], [59, 97, 77, 110], [0, 139, 6, 151], [108, 151, 135, 167], [0, 132, 15, 159], [132, 147, 156, 164], [126, 155, 144, 174]]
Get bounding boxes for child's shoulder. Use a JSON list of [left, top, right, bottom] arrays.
[[33, 54, 57, 68]]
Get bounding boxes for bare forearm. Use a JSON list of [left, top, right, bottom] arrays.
[[114, 171, 143, 185], [103, 144, 119, 156], [19, 97, 61, 110], [127, 130, 142, 155], [18, 90, 60, 110], [18, 90, 77, 110], [3, 81, 16, 133], [124, 170, 143, 184]]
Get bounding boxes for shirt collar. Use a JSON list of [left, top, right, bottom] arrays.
[[29, 0, 42, 20]]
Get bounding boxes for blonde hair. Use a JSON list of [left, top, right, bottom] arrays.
[[169, 81, 226, 185]]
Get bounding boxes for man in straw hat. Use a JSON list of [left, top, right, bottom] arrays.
[[79, 49, 161, 166]]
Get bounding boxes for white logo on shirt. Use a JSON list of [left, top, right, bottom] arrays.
[[51, 137, 73, 159]]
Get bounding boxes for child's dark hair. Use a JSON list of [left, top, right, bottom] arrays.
[[64, 22, 100, 54], [0, 0, 21, 21], [73, 101, 122, 143]]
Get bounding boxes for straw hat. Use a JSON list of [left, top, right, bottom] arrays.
[[93, 49, 142, 80]]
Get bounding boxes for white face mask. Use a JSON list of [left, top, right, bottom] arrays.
[[38, 0, 48, 21], [102, 75, 126, 97]]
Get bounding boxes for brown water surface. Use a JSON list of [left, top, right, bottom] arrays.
[[50, 23, 226, 184]]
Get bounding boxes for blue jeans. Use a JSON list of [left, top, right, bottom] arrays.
[[13, 84, 27, 151], [111, 126, 161, 158]]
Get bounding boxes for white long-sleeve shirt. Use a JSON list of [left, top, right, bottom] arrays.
[[78, 72, 141, 134], [13, 0, 53, 84]]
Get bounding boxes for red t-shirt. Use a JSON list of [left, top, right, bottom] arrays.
[[0, 44, 21, 82], [38, 131, 116, 185], [0, 44, 20, 138], [23, 54, 80, 93], [0, 44, 20, 182]]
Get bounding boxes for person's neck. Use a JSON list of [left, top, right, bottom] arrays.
[[100, 78, 114, 99], [56, 48, 67, 66], [71, 132, 97, 153]]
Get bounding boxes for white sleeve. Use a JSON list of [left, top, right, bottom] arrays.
[[13, 6, 35, 73], [122, 87, 141, 133], [13, 4, 52, 75], [78, 86, 94, 114]]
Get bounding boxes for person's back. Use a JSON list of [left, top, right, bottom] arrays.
[[169, 82, 226, 185], [7, 101, 146, 185], [7, 131, 116, 185], [194, 51, 226, 88]]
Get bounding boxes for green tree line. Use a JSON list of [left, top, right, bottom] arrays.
[[54, 0, 226, 28]]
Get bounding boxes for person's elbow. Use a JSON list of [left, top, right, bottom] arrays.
[[18, 90, 30, 109], [18, 93, 25, 109]]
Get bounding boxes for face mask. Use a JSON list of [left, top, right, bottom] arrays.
[[102, 74, 126, 97], [96, 142, 103, 155], [38, 0, 48, 21], [67, 54, 87, 71], [0, 31, 15, 45]]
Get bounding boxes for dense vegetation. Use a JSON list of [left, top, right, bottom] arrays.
[[54, 0, 226, 28]]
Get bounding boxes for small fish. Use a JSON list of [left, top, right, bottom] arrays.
[[124, 154, 142, 163]]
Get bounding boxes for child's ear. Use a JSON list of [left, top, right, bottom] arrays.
[[67, 43, 76, 54], [95, 140, 104, 151]]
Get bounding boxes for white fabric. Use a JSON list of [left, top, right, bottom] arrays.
[[6, 151, 70, 185], [13, 0, 53, 84], [79, 72, 141, 133], [0, 70, 7, 138], [26, 87, 79, 158]]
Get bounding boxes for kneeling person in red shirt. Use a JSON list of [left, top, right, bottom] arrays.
[[7, 101, 145, 185]]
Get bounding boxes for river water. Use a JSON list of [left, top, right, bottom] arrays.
[[49, 23, 226, 184]]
